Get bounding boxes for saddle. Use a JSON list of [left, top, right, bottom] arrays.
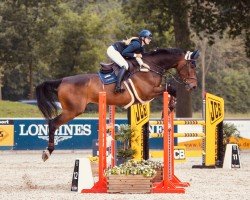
[[99, 61, 138, 76], [100, 60, 149, 74], [99, 62, 118, 74]]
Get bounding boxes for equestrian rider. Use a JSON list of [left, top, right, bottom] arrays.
[[107, 29, 152, 93]]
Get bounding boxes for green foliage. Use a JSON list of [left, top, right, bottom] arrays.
[[191, 34, 250, 113], [122, 0, 175, 49], [115, 124, 136, 159], [2, 67, 30, 100], [190, 0, 250, 57], [223, 122, 241, 144], [122, 0, 193, 117], [221, 122, 241, 156], [193, 66, 250, 114], [0, 100, 43, 118], [1, 100, 249, 118], [0, 0, 61, 99], [0, 0, 127, 100], [45, 0, 130, 78]]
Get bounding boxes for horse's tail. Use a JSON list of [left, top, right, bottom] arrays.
[[36, 79, 62, 120]]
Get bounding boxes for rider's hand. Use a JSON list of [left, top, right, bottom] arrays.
[[135, 53, 142, 58], [141, 63, 150, 69]]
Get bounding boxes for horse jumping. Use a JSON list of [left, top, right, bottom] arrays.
[[36, 48, 200, 161]]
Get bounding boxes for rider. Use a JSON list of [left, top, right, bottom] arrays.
[[107, 29, 152, 93]]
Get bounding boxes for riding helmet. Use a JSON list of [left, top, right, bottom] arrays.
[[139, 29, 152, 39]]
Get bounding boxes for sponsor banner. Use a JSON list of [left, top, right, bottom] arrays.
[[178, 138, 202, 151], [1, 118, 249, 150], [229, 137, 250, 150], [0, 120, 14, 146], [148, 123, 164, 150], [0, 118, 161, 150], [11, 118, 126, 150]]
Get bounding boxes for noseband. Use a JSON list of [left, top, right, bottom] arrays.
[[176, 60, 197, 85]]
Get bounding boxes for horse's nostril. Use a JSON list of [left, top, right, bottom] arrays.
[[193, 86, 197, 90]]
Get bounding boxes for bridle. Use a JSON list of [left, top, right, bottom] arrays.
[[175, 60, 197, 85], [144, 59, 197, 86]]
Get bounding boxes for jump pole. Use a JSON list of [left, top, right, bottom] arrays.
[[82, 92, 115, 193], [152, 92, 189, 193]]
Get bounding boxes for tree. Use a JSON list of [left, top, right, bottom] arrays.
[[0, 0, 127, 100], [0, 0, 60, 100], [190, 0, 250, 57], [168, 0, 194, 117], [122, 0, 194, 117], [123, 0, 250, 116], [0, 65, 3, 100], [192, 34, 250, 113], [122, 0, 175, 48], [41, 1, 129, 78]]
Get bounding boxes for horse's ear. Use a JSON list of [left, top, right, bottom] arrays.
[[191, 50, 200, 60]]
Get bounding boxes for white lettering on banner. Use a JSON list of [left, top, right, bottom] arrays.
[[20, 124, 48, 136], [174, 149, 186, 160], [149, 125, 164, 134], [19, 123, 92, 145], [0, 120, 9, 125], [19, 124, 91, 136], [73, 124, 91, 136]]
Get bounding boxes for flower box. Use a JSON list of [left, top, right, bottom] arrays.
[[151, 168, 163, 183], [107, 174, 153, 194]]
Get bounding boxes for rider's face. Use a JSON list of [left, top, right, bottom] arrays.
[[144, 37, 152, 45], [142, 37, 152, 46]]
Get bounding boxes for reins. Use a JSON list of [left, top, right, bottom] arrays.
[[145, 58, 197, 86], [127, 51, 197, 88]]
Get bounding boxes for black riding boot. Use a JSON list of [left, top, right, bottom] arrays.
[[115, 67, 126, 93]]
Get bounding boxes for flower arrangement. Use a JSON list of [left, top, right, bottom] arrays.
[[88, 156, 99, 162], [105, 160, 163, 178]]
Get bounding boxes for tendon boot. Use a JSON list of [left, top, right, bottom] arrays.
[[114, 67, 126, 93]]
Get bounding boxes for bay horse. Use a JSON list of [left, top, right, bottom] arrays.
[[36, 48, 199, 161]]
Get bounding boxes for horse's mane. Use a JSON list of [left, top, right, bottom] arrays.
[[144, 48, 184, 56], [126, 48, 185, 67]]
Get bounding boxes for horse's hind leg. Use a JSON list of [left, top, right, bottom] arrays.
[[42, 109, 84, 162], [42, 118, 58, 161]]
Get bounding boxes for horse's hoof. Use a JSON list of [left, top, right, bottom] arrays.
[[42, 149, 50, 162]]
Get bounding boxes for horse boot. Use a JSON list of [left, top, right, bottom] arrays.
[[114, 67, 126, 93]]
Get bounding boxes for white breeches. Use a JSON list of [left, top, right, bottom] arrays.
[[107, 46, 129, 70]]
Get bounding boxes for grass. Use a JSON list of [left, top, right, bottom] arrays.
[[0, 100, 43, 118], [0, 100, 249, 119]]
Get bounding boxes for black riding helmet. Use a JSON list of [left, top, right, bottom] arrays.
[[139, 29, 152, 39]]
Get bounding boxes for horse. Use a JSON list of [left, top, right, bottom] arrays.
[[36, 48, 199, 161]]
